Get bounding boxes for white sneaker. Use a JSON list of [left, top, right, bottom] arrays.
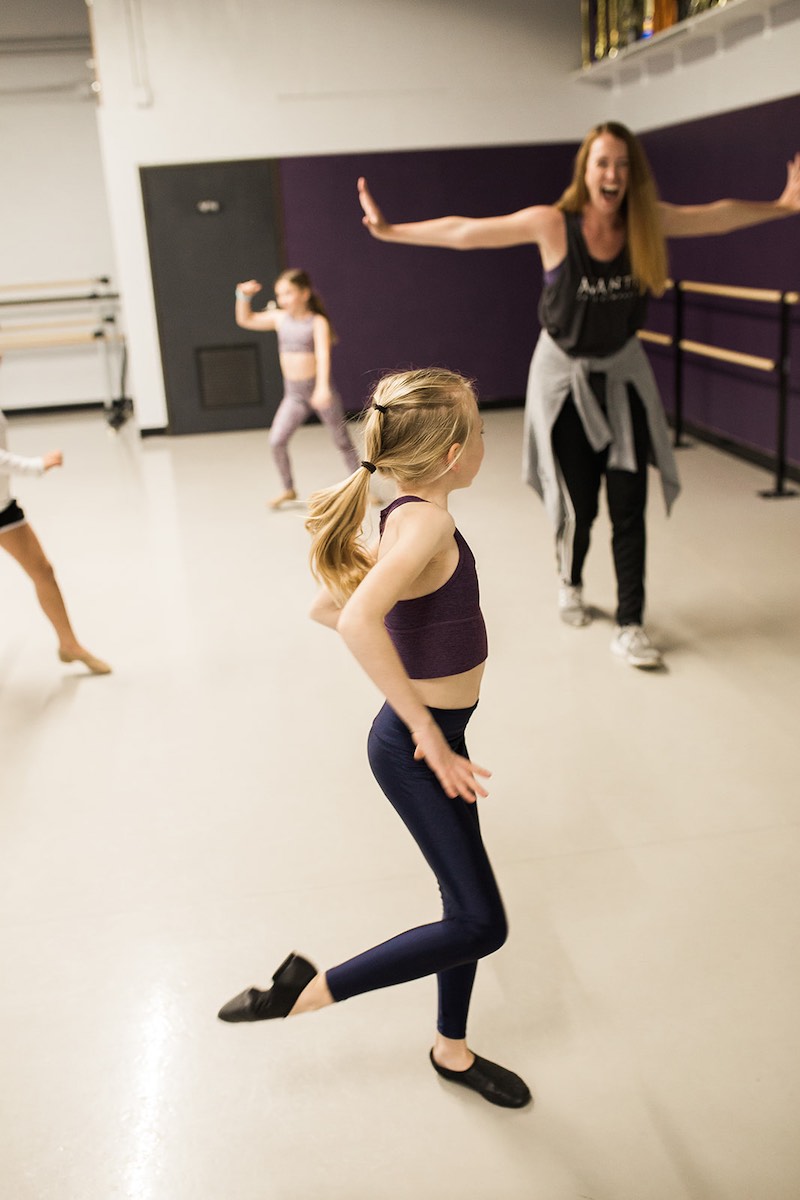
[[558, 583, 591, 627], [610, 624, 663, 669]]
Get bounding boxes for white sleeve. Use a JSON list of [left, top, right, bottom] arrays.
[[0, 446, 46, 477]]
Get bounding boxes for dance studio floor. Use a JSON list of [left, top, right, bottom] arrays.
[[1, 406, 798, 1200]]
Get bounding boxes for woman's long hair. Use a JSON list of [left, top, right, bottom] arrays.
[[306, 368, 476, 606], [557, 122, 668, 296], [276, 268, 338, 343]]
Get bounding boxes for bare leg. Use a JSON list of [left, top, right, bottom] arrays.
[[0, 522, 111, 674], [289, 972, 334, 1016], [431, 1033, 474, 1072]]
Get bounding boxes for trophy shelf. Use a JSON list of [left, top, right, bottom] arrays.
[[574, 0, 796, 88]]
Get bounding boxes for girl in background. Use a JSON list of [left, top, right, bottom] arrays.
[[218, 368, 530, 1110], [235, 269, 359, 508], [0, 404, 111, 675]]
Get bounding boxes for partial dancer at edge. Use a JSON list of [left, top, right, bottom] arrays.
[[218, 368, 530, 1110], [234, 268, 359, 508], [0, 404, 111, 675], [358, 125, 800, 669]]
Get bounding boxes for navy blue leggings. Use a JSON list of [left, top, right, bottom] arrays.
[[325, 702, 507, 1039]]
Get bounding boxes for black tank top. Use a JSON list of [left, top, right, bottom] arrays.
[[538, 212, 648, 358]]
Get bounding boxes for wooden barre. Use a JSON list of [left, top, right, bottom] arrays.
[[680, 280, 784, 305], [0, 331, 122, 351], [656, 281, 798, 305], [638, 329, 673, 346], [0, 277, 111, 293], [0, 319, 114, 335], [679, 339, 775, 373]]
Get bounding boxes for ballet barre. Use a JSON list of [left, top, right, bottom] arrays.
[[1, 318, 112, 334], [639, 278, 798, 498], [0, 279, 130, 425], [0, 291, 120, 310], [0, 276, 111, 293], [0, 329, 122, 352]]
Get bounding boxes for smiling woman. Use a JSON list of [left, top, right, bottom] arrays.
[[356, 123, 800, 668]]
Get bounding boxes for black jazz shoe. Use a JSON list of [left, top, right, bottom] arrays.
[[429, 1049, 532, 1108], [218, 953, 317, 1022]]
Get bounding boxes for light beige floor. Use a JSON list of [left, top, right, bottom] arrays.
[[1, 407, 798, 1200]]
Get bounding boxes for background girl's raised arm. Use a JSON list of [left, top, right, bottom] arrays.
[[234, 279, 280, 331], [357, 176, 559, 253], [659, 153, 800, 238]]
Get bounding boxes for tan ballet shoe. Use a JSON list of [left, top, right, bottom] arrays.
[[58, 648, 112, 675], [268, 488, 298, 510]]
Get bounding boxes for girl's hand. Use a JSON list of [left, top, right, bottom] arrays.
[[411, 722, 491, 804], [777, 153, 800, 212], [311, 387, 332, 412], [236, 279, 262, 296], [358, 177, 391, 239], [42, 451, 63, 471]]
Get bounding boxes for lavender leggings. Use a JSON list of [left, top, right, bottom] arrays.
[[269, 377, 359, 490]]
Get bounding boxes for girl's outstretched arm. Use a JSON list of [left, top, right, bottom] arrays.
[[234, 279, 280, 331], [660, 153, 800, 238], [0, 445, 52, 476], [337, 503, 490, 803], [358, 176, 561, 255]]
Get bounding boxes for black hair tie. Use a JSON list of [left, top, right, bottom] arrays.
[[373, 402, 387, 413], [361, 460, 377, 474]]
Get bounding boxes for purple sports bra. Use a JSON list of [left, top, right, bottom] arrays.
[[277, 313, 315, 354], [380, 496, 488, 680]]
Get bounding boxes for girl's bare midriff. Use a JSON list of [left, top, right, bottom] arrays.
[[414, 661, 485, 710], [279, 350, 317, 381]]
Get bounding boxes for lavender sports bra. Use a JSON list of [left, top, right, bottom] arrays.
[[380, 496, 488, 680], [277, 313, 315, 354]]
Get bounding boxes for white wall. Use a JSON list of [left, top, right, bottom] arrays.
[[90, 0, 591, 431], [588, 0, 800, 132], [0, 46, 118, 410]]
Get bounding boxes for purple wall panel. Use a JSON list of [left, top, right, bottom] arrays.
[[278, 143, 576, 411], [641, 95, 800, 466]]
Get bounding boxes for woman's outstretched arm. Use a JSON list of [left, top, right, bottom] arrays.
[[358, 176, 561, 254], [659, 153, 800, 238]]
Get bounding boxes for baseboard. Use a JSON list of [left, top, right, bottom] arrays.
[[675, 418, 800, 486], [4, 401, 106, 417]]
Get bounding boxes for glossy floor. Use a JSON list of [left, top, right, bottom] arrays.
[[1, 409, 798, 1200]]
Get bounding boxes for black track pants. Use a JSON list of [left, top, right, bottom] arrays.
[[551, 381, 650, 627]]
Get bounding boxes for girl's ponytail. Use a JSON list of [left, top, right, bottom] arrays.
[[306, 367, 475, 606], [306, 465, 373, 605]]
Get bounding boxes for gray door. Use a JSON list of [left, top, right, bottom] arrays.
[[140, 158, 284, 435]]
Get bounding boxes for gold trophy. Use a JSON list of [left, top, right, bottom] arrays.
[[581, 0, 592, 66], [595, 0, 609, 59]]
